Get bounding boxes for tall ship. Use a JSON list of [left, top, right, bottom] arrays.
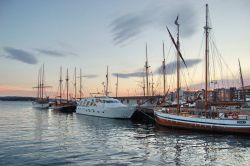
[[50, 67, 76, 112], [76, 66, 136, 119], [32, 64, 50, 109], [154, 4, 250, 134]]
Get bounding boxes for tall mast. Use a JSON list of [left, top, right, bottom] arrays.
[[143, 75, 146, 96], [106, 66, 109, 96], [145, 43, 149, 96], [59, 67, 62, 103], [41, 64, 44, 99], [151, 72, 154, 96], [175, 16, 180, 113], [79, 68, 82, 100], [204, 4, 210, 109], [74, 67, 77, 100], [238, 59, 245, 101], [37, 68, 40, 99], [162, 41, 166, 96], [66, 68, 69, 102], [115, 74, 118, 97]]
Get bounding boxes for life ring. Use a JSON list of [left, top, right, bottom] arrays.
[[232, 112, 239, 119]]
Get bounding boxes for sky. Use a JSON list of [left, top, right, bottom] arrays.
[[0, 0, 249, 97]]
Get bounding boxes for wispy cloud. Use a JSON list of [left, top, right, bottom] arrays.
[[112, 71, 144, 78], [35, 48, 66, 57], [112, 58, 201, 78], [110, 1, 197, 45], [35, 48, 77, 57], [155, 59, 201, 75], [83, 74, 98, 78], [3, 47, 38, 64]]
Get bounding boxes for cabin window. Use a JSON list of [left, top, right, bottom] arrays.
[[86, 101, 90, 106], [90, 102, 94, 106]]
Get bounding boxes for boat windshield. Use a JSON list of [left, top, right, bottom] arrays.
[[100, 100, 120, 103]]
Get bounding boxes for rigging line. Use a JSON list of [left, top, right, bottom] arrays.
[[166, 43, 173, 65], [191, 31, 205, 81], [210, 34, 236, 79], [213, 45, 224, 88], [180, 69, 188, 90], [211, 39, 216, 89]]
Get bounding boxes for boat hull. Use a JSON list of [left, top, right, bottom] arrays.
[[32, 102, 50, 109], [76, 106, 135, 119], [50, 104, 76, 112], [155, 111, 250, 134]]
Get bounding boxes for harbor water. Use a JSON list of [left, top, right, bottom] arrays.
[[0, 101, 249, 165]]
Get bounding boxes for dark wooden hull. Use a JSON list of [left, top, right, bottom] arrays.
[[155, 113, 250, 134]]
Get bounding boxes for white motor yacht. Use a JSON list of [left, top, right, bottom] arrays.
[[76, 96, 135, 119]]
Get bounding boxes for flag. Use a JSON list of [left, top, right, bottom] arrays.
[[174, 16, 179, 26]]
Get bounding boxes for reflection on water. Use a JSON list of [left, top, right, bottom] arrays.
[[0, 101, 249, 165]]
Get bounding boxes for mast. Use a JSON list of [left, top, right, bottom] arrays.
[[145, 43, 149, 96], [41, 64, 44, 99], [238, 59, 245, 101], [74, 67, 77, 100], [59, 67, 63, 103], [151, 72, 154, 96], [175, 16, 180, 113], [37, 68, 41, 99], [66, 68, 69, 102], [162, 41, 166, 96], [106, 66, 109, 96], [143, 75, 146, 96], [79, 68, 82, 100], [115, 74, 118, 97], [204, 4, 210, 109]]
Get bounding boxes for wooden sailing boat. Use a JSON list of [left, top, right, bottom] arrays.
[[32, 64, 50, 109], [50, 67, 76, 112], [154, 4, 250, 134]]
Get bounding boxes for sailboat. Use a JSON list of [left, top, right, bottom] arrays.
[[50, 67, 76, 112], [32, 64, 50, 109], [154, 4, 250, 134]]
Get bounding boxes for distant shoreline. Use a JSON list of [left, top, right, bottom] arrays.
[[0, 96, 35, 101]]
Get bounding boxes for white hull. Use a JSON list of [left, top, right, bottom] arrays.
[[76, 106, 135, 119]]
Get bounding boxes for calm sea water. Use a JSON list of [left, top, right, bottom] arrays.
[[0, 101, 249, 166]]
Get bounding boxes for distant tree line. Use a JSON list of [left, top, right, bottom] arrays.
[[0, 96, 35, 101]]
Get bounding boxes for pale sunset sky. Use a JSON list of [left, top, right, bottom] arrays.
[[0, 0, 249, 97]]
